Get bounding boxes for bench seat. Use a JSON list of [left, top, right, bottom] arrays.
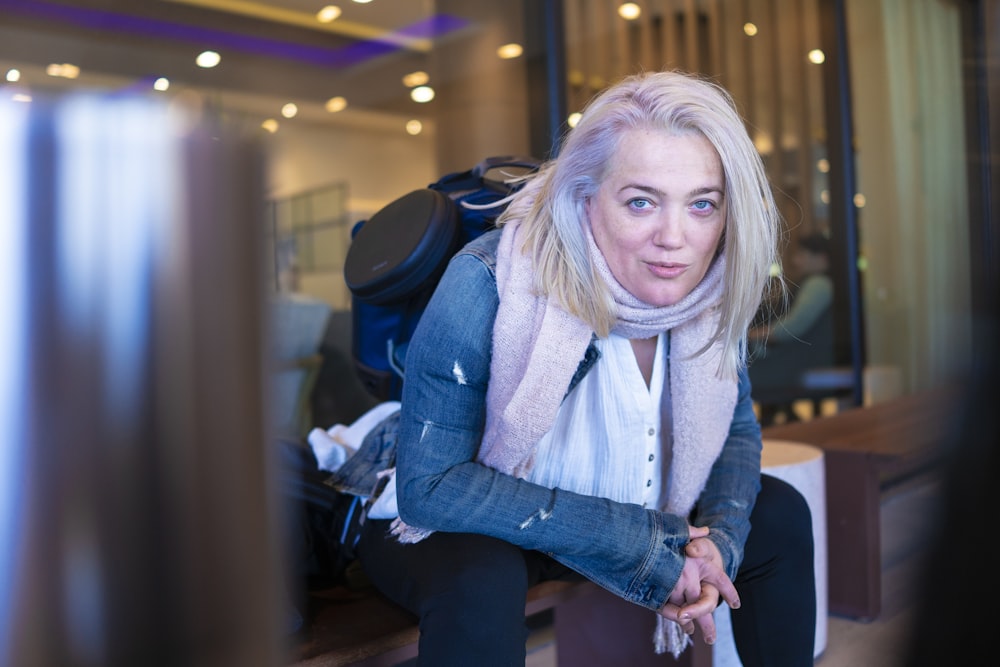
[[762, 382, 960, 620]]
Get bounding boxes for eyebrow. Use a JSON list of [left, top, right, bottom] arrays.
[[620, 184, 725, 198]]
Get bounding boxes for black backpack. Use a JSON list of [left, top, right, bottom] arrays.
[[344, 156, 541, 401], [278, 436, 365, 632]]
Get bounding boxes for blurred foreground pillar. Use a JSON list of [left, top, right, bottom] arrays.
[[0, 93, 283, 666]]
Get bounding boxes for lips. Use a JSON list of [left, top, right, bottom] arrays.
[[647, 261, 688, 279]]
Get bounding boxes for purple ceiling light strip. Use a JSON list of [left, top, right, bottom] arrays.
[[0, 0, 469, 68]]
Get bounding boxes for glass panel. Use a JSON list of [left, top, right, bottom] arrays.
[[846, 0, 971, 395]]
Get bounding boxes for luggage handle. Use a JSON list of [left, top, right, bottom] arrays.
[[473, 155, 541, 194]]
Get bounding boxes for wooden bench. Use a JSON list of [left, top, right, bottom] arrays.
[[289, 575, 714, 667], [761, 382, 962, 620]]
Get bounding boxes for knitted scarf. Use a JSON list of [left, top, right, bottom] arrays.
[[392, 218, 738, 657]]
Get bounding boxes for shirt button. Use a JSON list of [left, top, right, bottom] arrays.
[[647, 428, 655, 436], [646, 479, 652, 487], [648, 454, 655, 462]]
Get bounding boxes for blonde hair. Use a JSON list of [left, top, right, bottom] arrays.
[[497, 70, 783, 379]]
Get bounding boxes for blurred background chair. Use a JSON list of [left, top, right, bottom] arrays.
[[270, 295, 333, 439]]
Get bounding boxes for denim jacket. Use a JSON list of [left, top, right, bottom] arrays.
[[334, 228, 762, 613]]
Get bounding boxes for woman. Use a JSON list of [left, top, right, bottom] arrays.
[[353, 70, 816, 666]]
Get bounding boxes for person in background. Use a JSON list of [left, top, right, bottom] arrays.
[[747, 231, 835, 425], [348, 70, 816, 666]]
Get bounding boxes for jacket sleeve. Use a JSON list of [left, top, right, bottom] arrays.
[[690, 367, 763, 579]]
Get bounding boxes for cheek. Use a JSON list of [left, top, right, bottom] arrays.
[[587, 198, 616, 252]]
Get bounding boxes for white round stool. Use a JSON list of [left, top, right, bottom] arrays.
[[711, 439, 828, 666]]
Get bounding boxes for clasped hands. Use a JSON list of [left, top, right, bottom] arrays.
[[658, 525, 740, 645]]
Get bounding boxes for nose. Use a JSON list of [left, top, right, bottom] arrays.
[[652, 208, 684, 248]]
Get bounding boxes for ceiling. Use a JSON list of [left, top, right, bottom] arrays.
[[0, 0, 502, 130]]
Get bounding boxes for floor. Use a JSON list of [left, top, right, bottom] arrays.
[[524, 474, 941, 667]]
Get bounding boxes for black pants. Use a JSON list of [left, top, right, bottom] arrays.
[[358, 474, 815, 667]]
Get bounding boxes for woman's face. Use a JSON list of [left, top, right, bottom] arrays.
[[587, 128, 726, 307]]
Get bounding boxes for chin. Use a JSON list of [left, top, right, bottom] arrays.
[[643, 294, 683, 308]]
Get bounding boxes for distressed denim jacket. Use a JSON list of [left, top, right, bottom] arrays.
[[333, 229, 762, 613]]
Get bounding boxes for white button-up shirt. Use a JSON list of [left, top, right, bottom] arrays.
[[528, 332, 669, 510]]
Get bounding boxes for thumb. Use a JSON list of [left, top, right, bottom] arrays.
[[685, 538, 709, 558]]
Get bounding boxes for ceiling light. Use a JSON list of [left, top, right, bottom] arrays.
[[567, 112, 582, 128], [261, 119, 279, 133], [153, 77, 170, 92], [496, 43, 523, 59], [744, 22, 758, 36], [808, 49, 826, 64], [402, 71, 429, 88], [497, 43, 524, 60], [196, 51, 221, 68], [317, 5, 341, 23], [352, 0, 373, 4], [5, 69, 20, 82], [46, 63, 80, 79], [618, 3, 641, 20], [754, 131, 774, 156], [325, 96, 347, 112], [281, 103, 298, 118], [410, 85, 435, 103], [405, 120, 422, 136]]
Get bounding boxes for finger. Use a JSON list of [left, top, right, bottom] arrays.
[[694, 611, 718, 645], [687, 525, 710, 540], [685, 539, 709, 558], [694, 568, 739, 610], [676, 585, 719, 623], [684, 581, 701, 606], [684, 549, 740, 610], [707, 575, 741, 609], [658, 604, 696, 636]]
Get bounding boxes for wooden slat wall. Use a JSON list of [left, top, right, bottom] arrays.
[[563, 0, 826, 251]]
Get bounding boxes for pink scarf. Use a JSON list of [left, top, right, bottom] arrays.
[[394, 219, 738, 656]]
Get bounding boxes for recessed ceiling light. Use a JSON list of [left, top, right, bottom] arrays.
[[46, 63, 80, 79], [405, 120, 422, 136], [281, 103, 298, 118], [410, 86, 435, 103], [261, 118, 279, 133], [325, 96, 348, 112], [5, 69, 21, 82], [808, 49, 826, 64], [496, 43, 523, 59], [618, 3, 640, 20], [317, 5, 341, 23], [153, 77, 170, 91], [196, 51, 221, 68], [402, 71, 429, 88]]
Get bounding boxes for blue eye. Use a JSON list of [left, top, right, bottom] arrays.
[[628, 198, 652, 211]]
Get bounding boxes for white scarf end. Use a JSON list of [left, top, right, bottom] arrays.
[[389, 516, 434, 544], [653, 615, 692, 658]]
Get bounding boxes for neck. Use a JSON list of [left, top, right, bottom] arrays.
[[630, 335, 658, 388]]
